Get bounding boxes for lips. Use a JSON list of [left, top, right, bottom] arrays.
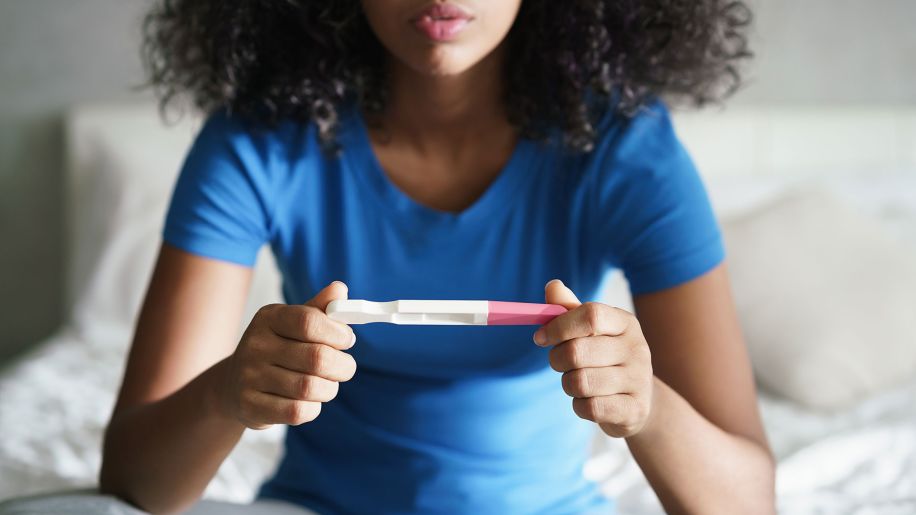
[[410, 3, 473, 42]]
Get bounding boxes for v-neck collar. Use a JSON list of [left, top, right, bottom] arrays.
[[339, 104, 536, 232]]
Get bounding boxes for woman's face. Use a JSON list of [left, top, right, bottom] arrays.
[[360, 0, 523, 77]]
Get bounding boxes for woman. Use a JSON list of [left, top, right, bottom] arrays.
[[98, 0, 774, 513]]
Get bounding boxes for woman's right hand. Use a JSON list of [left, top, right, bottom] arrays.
[[218, 281, 357, 429]]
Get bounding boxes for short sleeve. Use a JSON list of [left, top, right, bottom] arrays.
[[587, 101, 725, 295], [163, 112, 275, 267]]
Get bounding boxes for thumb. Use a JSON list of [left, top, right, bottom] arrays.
[[545, 279, 581, 309], [307, 281, 349, 311]]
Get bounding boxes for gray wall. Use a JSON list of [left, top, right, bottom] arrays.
[[0, 0, 915, 363], [739, 0, 916, 105], [0, 0, 150, 363]]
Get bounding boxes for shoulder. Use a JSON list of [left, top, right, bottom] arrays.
[[192, 109, 322, 166], [588, 99, 689, 177], [575, 99, 706, 211], [173, 108, 334, 216], [175, 109, 336, 206]]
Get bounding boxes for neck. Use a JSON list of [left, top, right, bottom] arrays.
[[376, 44, 511, 153]]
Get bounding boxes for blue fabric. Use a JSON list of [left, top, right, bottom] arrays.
[[163, 100, 724, 515]]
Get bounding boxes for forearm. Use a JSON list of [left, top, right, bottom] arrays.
[[100, 358, 245, 514], [624, 377, 775, 515]]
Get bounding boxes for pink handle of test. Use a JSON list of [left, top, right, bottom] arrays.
[[486, 301, 568, 325]]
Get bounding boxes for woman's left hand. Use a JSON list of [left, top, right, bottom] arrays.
[[534, 279, 655, 438]]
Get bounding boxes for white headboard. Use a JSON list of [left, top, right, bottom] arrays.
[[64, 103, 281, 343], [673, 106, 916, 178]]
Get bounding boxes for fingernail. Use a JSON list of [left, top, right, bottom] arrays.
[[350, 332, 357, 347], [533, 328, 546, 346]]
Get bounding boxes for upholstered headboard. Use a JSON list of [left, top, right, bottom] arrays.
[[673, 106, 916, 178], [64, 104, 281, 343]]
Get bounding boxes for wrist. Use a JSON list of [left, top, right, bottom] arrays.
[[625, 376, 667, 443], [201, 357, 241, 426]]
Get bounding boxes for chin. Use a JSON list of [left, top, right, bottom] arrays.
[[405, 46, 482, 77]]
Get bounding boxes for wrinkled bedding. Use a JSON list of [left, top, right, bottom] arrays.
[[586, 376, 916, 514], [1, 325, 914, 513], [0, 326, 283, 504]]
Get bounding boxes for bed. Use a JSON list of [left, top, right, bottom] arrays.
[[1, 103, 914, 514]]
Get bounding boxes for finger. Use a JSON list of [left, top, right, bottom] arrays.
[[536, 302, 632, 347], [307, 281, 349, 311], [533, 279, 582, 346], [256, 365, 340, 402], [268, 304, 355, 349], [548, 336, 628, 372], [544, 279, 582, 309], [274, 341, 357, 382], [240, 390, 322, 426], [591, 395, 650, 438], [571, 393, 639, 426], [561, 366, 630, 398]]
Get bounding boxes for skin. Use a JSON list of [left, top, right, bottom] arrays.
[[361, 0, 522, 213], [100, 252, 356, 513], [540, 275, 775, 514], [100, 1, 775, 513]]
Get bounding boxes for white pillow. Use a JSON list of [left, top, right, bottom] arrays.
[[65, 104, 282, 347], [722, 188, 916, 410]]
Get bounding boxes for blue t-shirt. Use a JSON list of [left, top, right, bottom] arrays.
[[163, 101, 724, 515]]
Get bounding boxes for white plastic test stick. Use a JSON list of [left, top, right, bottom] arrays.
[[326, 299, 567, 326]]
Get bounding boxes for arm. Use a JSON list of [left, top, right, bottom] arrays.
[[99, 244, 356, 513], [537, 264, 774, 514], [100, 244, 252, 513], [627, 263, 774, 514]]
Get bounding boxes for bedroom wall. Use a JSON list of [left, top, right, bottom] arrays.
[[0, 0, 914, 365], [738, 0, 916, 105], [0, 0, 150, 364]]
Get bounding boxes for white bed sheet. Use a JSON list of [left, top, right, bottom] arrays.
[[2, 326, 914, 513], [586, 376, 916, 515], [0, 326, 283, 504]]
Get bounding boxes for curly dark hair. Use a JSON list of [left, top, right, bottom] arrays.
[[143, 0, 752, 152]]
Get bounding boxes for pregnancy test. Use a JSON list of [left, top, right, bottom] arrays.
[[326, 300, 567, 326]]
